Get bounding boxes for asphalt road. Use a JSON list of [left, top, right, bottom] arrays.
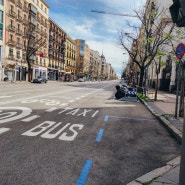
[[0, 80, 181, 185]]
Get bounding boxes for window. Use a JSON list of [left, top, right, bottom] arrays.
[[23, 40, 26, 49], [17, 23, 20, 31], [22, 52, 26, 60], [9, 34, 13, 41], [10, 5, 14, 12], [9, 48, 13, 56], [17, 37, 20, 44], [0, 0, 4, 5], [10, 19, 14, 27], [16, 50, 20, 58], [0, 28, 2, 40], [0, 10, 3, 23]]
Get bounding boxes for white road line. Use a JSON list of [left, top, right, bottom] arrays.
[[0, 96, 12, 98], [0, 128, 10, 134], [69, 100, 75, 103], [21, 115, 40, 122], [0, 88, 81, 106], [60, 103, 69, 106], [45, 108, 58, 112]]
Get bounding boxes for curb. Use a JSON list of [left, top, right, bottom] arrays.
[[144, 101, 182, 144], [126, 98, 182, 185], [127, 156, 180, 185]]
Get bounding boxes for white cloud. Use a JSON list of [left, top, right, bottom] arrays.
[[49, 0, 146, 76]]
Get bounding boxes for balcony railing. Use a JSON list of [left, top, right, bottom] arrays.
[[17, 15, 22, 22], [9, 10, 16, 18], [7, 40, 15, 46], [7, 54, 15, 60], [23, 5, 29, 13], [16, 43, 22, 49], [8, 25, 16, 32], [17, 1, 22, 9], [16, 29, 23, 35]]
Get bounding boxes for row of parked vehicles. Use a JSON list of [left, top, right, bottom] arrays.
[[115, 79, 137, 99]]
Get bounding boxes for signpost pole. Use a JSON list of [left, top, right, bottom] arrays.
[[175, 43, 185, 185]]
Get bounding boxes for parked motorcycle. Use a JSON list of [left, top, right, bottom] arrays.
[[115, 85, 126, 99]]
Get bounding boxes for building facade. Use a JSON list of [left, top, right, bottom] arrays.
[[65, 35, 76, 81], [4, 0, 49, 82], [75, 39, 91, 80], [48, 18, 66, 81], [0, 0, 5, 81]]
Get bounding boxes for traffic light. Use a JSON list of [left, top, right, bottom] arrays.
[[169, 0, 185, 27]]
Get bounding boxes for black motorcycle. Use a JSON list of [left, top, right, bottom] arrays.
[[115, 85, 126, 99]]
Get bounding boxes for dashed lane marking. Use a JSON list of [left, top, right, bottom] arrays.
[[76, 159, 93, 185], [95, 128, 104, 142], [45, 108, 58, 112], [0, 128, 10, 134]]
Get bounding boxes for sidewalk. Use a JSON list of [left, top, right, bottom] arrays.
[[127, 88, 183, 185]]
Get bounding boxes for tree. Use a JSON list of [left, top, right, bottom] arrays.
[[118, 3, 175, 87], [24, 18, 47, 82]]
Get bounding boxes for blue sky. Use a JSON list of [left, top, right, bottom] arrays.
[[46, 0, 146, 77]]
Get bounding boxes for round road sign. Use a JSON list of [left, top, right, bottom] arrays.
[[176, 43, 185, 59]]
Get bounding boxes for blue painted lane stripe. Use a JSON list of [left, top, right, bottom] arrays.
[[76, 159, 93, 185], [104, 115, 109, 122], [96, 128, 104, 142]]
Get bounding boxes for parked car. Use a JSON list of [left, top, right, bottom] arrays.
[[78, 78, 84, 82], [4, 77, 9, 81], [33, 76, 47, 83]]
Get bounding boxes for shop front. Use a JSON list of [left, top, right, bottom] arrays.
[[33, 67, 47, 79], [48, 68, 58, 81], [16, 66, 27, 81]]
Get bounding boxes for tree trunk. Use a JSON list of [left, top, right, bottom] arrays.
[[139, 66, 145, 87], [154, 74, 159, 101], [179, 67, 184, 117], [26, 56, 32, 82]]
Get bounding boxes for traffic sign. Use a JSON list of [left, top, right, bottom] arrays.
[[176, 43, 185, 59]]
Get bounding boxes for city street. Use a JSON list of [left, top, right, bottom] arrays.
[[0, 81, 181, 185]]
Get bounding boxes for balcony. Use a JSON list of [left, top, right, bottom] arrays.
[[23, 5, 29, 13], [7, 54, 15, 60], [7, 25, 16, 32], [16, 29, 23, 36], [17, 1, 22, 9], [22, 18, 28, 25], [7, 40, 15, 46], [9, 10, 16, 18], [16, 43, 22, 49], [17, 15, 22, 22]]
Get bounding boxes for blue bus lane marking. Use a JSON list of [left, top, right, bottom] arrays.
[[76, 159, 93, 185], [95, 128, 104, 142]]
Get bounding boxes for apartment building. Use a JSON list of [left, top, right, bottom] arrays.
[[100, 52, 107, 80], [90, 50, 101, 80], [0, 0, 5, 81], [145, 0, 178, 92], [75, 39, 91, 80], [4, 0, 49, 82], [65, 35, 76, 81], [48, 18, 66, 81]]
